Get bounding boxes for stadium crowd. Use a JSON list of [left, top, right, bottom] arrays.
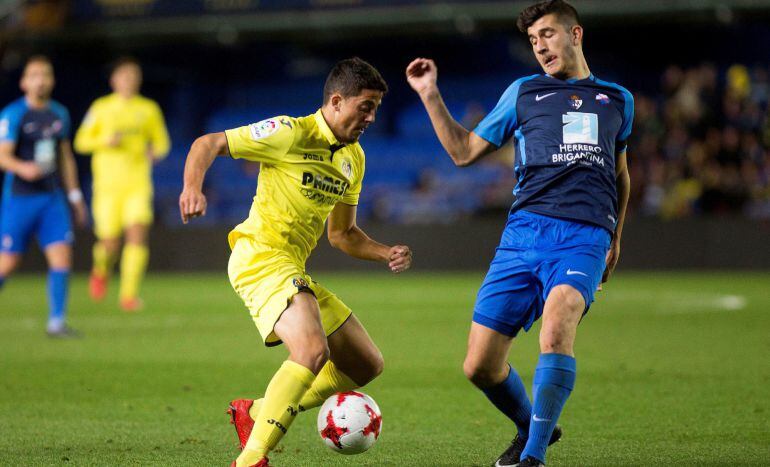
[[629, 63, 770, 219]]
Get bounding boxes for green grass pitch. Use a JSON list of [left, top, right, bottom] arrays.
[[1, 271, 769, 465]]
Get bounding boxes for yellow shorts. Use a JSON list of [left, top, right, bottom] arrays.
[[228, 236, 352, 347], [92, 188, 153, 239]]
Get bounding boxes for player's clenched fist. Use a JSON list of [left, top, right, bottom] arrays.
[[388, 245, 412, 274], [179, 188, 207, 224], [16, 161, 44, 182], [406, 58, 438, 95]]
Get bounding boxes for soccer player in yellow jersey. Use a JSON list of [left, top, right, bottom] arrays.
[[74, 57, 170, 311], [179, 58, 412, 467]]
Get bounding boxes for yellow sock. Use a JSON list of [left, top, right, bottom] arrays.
[[238, 360, 315, 466], [247, 362, 357, 420], [119, 243, 148, 300], [299, 360, 358, 411], [92, 242, 117, 277], [248, 399, 263, 420]]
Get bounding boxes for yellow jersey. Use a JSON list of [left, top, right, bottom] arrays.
[[225, 110, 365, 266], [74, 93, 170, 193]]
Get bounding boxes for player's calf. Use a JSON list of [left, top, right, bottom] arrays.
[[326, 314, 384, 386], [340, 349, 383, 387]]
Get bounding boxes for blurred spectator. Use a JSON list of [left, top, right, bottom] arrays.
[[627, 62, 770, 219]]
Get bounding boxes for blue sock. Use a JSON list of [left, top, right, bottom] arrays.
[[47, 269, 69, 329], [521, 353, 576, 463], [481, 364, 532, 438], [0, 276, 5, 291]]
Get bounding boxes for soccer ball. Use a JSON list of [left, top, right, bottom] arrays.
[[317, 391, 382, 454]]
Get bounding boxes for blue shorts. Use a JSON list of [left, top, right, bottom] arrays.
[[472, 210, 611, 337], [0, 190, 73, 253]]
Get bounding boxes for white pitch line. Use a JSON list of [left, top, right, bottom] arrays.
[[601, 291, 748, 313]]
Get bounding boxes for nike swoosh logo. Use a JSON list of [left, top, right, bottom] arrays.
[[532, 414, 551, 422], [535, 92, 557, 101], [566, 269, 588, 277]]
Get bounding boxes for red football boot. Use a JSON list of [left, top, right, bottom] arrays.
[[120, 297, 144, 312], [227, 399, 255, 450], [89, 273, 107, 301], [230, 458, 269, 467]]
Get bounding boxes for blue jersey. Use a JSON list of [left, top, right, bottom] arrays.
[[0, 97, 71, 196], [474, 74, 634, 232]]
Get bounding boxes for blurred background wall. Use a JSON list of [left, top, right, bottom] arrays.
[[2, 0, 770, 270]]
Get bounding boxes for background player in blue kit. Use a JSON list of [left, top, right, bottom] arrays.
[[407, 1, 633, 465], [0, 55, 88, 337]]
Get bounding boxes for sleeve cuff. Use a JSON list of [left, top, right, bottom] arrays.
[[224, 130, 236, 159]]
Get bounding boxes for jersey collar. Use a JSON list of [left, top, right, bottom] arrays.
[[23, 96, 50, 111], [109, 92, 139, 102], [546, 73, 595, 84], [314, 109, 341, 146]]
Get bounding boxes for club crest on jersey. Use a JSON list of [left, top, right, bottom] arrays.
[[341, 159, 352, 178], [43, 120, 63, 138], [248, 119, 279, 140], [568, 94, 583, 110], [292, 277, 309, 289], [595, 93, 610, 105]]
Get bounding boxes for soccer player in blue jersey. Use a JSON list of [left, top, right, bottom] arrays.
[[0, 56, 88, 337], [407, 1, 632, 465]]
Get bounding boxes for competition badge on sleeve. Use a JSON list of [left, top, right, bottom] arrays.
[[249, 119, 279, 140]]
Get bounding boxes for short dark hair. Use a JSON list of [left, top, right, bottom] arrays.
[[323, 57, 388, 104], [111, 56, 141, 75], [25, 54, 52, 69], [516, 0, 581, 34]]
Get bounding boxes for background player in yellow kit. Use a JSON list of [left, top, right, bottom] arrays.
[[179, 57, 412, 467], [74, 57, 170, 311]]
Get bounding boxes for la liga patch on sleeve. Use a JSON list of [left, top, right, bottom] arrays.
[[248, 119, 279, 140]]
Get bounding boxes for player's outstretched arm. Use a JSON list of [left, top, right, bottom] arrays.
[[327, 202, 412, 274], [179, 132, 229, 224], [603, 150, 630, 283], [406, 58, 496, 166]]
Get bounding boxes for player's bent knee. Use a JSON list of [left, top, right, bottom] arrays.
[[550, 284, 585, 314], [291, 339, 330, 375], [100, 239, 121, 255], [463, 358, 505, 388], [371, 351, 384, 379], [361, 350, 384, 385], [0, 254, 23, 276], [44, 243, 72, 270]]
